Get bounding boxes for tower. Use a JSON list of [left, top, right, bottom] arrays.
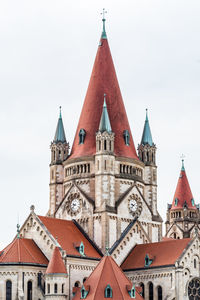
[[49, 107, 69, 216], [95, 95, 115, 250], [166, 160, 200, 239], [51, 15, 162, 251], [138, 110, 158, 217]]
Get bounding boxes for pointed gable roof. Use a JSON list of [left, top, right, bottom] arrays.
[[121, 238, 191, 270], [53, 107, 66, 143], [46, 246, 67, 275], [141, 109, 153, 146], [171, 161, 197, 210], [69, 27, 138, 160], [0, 238, 48, 266], [73, 255, 143, 300]]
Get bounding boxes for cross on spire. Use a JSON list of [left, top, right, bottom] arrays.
[[101, 8, 107, 39]]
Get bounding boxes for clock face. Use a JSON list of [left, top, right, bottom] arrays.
[[128, 194, 142, 217], [129, 199, 138, 212], [70, 199, 80, 212]]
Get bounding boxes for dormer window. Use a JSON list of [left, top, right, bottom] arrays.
[[75, 241, 85, 256], [144, 254, 153, 267], [191, 198, 195, 207], [123, 130, 130, 146], [175, 198, 178, 206], [81, 285, 89, 299], [105, 284, 112, 298], [128, 285, 136, 298], [79, 129, 86, 144]]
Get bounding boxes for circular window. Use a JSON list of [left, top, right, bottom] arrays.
[[188, 278, 200, 299]]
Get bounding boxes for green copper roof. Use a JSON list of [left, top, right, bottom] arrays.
[[101, 8, 107, 39], [54, 107, 66, 143], [141, 109, 153, 146], [181, 159, 185, 171], [99, 94, 112, 133]]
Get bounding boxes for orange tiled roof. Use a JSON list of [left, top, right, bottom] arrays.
[[121, 238, 191, 270], [0, 238, 48, 265], [73, 255, 143, 300], [46, 246, 67, 274], [38, 216, 102, 259]]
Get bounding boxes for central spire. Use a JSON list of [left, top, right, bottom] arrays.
[[69, 18, 138, 160], [99, 94, 112, 133]]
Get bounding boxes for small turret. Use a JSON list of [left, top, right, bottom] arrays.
[[138, 109, 156, 165], [45, 246, 68, 299], [49, 108, 69, 216], [166, 160, 199, 239]]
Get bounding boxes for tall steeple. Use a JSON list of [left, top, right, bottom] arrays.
[[166, 160, 199, 239], [141, 109, 153, 146], [99, 94, 112, 133], [53, 106, 66, 144], [69, 15, 138, 160], [49, 108, 69, 216], [101, 8, 107, 39]]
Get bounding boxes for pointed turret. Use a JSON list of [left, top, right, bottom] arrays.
[[141, 109, 153, 146], [171, 160, 196, 210], [46, 247, 67, 275], [165, 160, 199, 240], [45, 247, 68, 299], [99, 94, 112, 133], [69, 17, 138, 160], [53, 107, 66, 143]]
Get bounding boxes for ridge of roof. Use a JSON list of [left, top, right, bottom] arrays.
[[69, 31, 138, 160], [46, 246, 67, 275], [171, 163, 196, 210]]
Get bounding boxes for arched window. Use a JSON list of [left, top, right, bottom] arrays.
[[149, 282, 153, 300], [6, 280, 12, 300], [83, 277, 87, 283], [47, 284, 50, 294], [104, 139, 107, 150], [157, 286, 162, 300], [99, 141, 101, 151], [140, 282, 145, 298], [54, 283, 57, 294], [123, 130, 130, 146], [74, 281, 80, 288], [105, 284, 112, 298], [27, 281, 32, 300], [79, 129, 86, 144], [62, 283, 64, 294]]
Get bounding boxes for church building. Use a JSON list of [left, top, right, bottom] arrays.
[[0, 15, 200, 300]]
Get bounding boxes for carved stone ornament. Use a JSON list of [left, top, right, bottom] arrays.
[[128, 194, 142, 217], [65, 193, 82, 216]]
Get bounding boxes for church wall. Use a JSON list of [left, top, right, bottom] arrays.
[[109, 216, 117, 247]]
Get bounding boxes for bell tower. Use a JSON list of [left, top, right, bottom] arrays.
[[49, 107, 69, 216]]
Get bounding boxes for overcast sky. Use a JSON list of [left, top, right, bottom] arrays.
[[0, 0, 200, 249]]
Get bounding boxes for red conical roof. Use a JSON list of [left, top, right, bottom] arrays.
[[171, 164, 196, 210], [69, 35, 138, 160], [46, 246, 67, 275], [73, 255, 143, 299]]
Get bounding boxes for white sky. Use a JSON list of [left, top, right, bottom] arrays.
[[0, 0, 200, 249]]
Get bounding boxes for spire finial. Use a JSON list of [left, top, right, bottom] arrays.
[[17, 223, 20, 239], [103, 93, 107, 107], [59, 106, 62, 118], [146, 108, 148, 121], [101, 8, 107, 39], [105, 245, 110, 256], [181, 154, 185, 171]]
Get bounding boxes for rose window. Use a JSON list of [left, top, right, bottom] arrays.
[[188, 278, 200, 299]]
